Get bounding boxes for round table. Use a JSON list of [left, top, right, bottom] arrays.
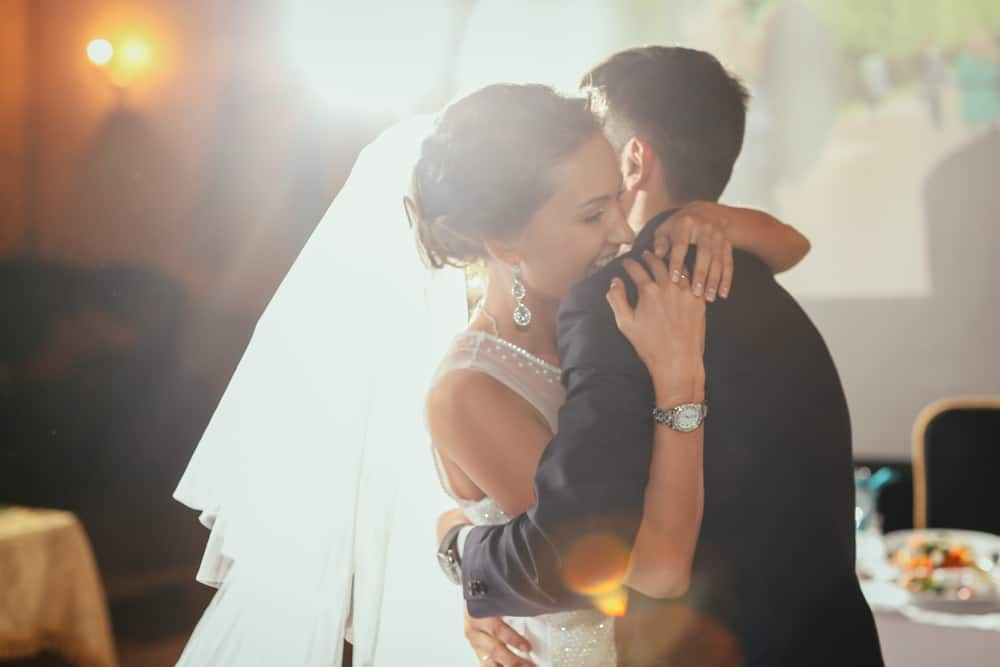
[[0, 506, 117, 666], [862, 579, 1000, 666]]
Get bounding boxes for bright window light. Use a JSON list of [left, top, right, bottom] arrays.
[[281, 1, 453, 116]]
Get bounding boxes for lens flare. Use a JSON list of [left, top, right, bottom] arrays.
[[120, 39, 150, 69], [593, 588, 629, 617], [562, 533, 631, 616], [561, 531, 631, 611], [87, 38, 113, 66]]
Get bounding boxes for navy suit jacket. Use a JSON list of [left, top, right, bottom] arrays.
[[461, 211, 883, 666]]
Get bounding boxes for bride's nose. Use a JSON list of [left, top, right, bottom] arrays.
[[606, 201, 635, 245]]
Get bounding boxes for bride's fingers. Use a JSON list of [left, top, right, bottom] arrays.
[[667, 218, 693, 282], [621, 258, 652, 289], [703, 236, 725, 302], [652, 220, 672, 258], [719, 239, 734, 299], [690, 234, 713, 298], [606, 277, 633, 331], [641, 251, 671, 285]]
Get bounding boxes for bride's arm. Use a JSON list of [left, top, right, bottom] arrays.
[[653, 202, 810, 291], [708, 204, 810, 273], [427, 370, 552, 518], [607, 254, 706, 598], [626, 376, 704, 596]]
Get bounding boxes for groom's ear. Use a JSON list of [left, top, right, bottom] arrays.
[[621, 136, 653, 191]]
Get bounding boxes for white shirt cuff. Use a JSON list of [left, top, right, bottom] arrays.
[[457, 525, 473, 559]]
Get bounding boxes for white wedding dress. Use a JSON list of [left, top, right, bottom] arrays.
[[431, 330, 618, 667], [174, 116, 616, 666]]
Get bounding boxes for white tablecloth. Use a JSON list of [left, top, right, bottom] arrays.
[[862, 580, 1000, 667]]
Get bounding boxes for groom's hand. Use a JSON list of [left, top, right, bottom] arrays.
[[463, 609, 535, 667], [437, 507, 470, 543]]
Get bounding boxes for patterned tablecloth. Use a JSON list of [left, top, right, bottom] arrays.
[[0, 507, 117, 666]]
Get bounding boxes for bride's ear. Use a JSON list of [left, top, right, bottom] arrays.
[[621, 136, 653, 191], [482, 239, 520, 267]]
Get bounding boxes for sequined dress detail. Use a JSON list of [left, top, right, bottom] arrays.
[[430, 330, 618, 667]]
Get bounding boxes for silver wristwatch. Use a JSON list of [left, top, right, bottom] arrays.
[[652, 402, 708, 432], [437, 523, 468, 585]]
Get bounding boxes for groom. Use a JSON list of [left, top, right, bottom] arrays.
[[439, 47, 883, 666]]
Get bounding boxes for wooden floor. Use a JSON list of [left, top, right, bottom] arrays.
[[117, 635, 190, 667], [5, 578, 353, 667], [2, 580, 210, 667]]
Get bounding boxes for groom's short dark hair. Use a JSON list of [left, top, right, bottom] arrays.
[[581, 46, 748, 203]]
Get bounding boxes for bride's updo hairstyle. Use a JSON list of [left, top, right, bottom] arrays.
[[409, 83, 602, 269]]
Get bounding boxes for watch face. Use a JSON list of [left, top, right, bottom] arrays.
[[674, 405, 702, 432]]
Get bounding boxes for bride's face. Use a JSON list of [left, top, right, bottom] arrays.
[[514, 134, 635, 302]]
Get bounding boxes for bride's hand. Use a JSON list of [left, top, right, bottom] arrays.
[[463, 610, 535, 667], [651, 202, 735, 302], [607, 252, 706, 400]]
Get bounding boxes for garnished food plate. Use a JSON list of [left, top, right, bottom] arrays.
[[884, 529, 1000, 613]]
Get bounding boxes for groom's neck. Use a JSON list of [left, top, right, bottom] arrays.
[[627, 188, 686, 234]]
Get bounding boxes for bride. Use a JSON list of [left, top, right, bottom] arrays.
[[174, 84, 807, 666]]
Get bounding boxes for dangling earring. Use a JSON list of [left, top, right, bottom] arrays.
[[511, 265, 532, 328]]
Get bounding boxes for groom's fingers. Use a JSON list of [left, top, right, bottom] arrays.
[[464, 613, 533, 661], [486, 618, 532, 655], [466, 630, 534, 667]]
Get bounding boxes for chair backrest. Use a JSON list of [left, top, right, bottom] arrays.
[[912, 396, 1000, 532]]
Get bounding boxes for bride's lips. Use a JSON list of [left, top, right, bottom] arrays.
[[587, 251, 618, 276]]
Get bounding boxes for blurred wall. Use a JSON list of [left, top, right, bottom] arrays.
[[799, 126, 999, 461], [4, 0, 384, 385], [0, 0, 384, 593], [3, 0, 995, 474], [0, 0, 28, 255]]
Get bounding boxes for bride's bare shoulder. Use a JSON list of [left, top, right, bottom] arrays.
[[428, 369, 520, 423]]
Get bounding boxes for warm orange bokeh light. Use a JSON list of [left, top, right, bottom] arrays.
[[86, 33, 154, 88], [561, 532, 631, 596], [593, 588, 629, 617], [120, 39, 150, 69], [86, 38, 114, 66]]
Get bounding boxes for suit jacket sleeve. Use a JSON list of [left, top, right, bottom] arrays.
[[461, 271, 655, 618]]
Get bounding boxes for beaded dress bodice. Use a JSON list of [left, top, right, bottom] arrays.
[[430, 330, 617, 667]]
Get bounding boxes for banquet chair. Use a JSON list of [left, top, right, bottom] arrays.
[[912, 396, 1000, 533]]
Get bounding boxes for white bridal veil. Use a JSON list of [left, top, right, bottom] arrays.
[[174, 117, 471, 665]]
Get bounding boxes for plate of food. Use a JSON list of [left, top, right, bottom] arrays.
[[884, 529, 1000, 613]]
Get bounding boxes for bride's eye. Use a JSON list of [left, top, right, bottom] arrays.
[[582, 210, 605, 224]]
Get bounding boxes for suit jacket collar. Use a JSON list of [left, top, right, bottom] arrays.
[[630, 209, 679, 255]]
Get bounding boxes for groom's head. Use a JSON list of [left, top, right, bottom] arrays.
[[581, 46, 748, 225]]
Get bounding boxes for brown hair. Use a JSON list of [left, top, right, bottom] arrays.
[[409, 83, 601, 268], [581, 46, 749, 203]]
